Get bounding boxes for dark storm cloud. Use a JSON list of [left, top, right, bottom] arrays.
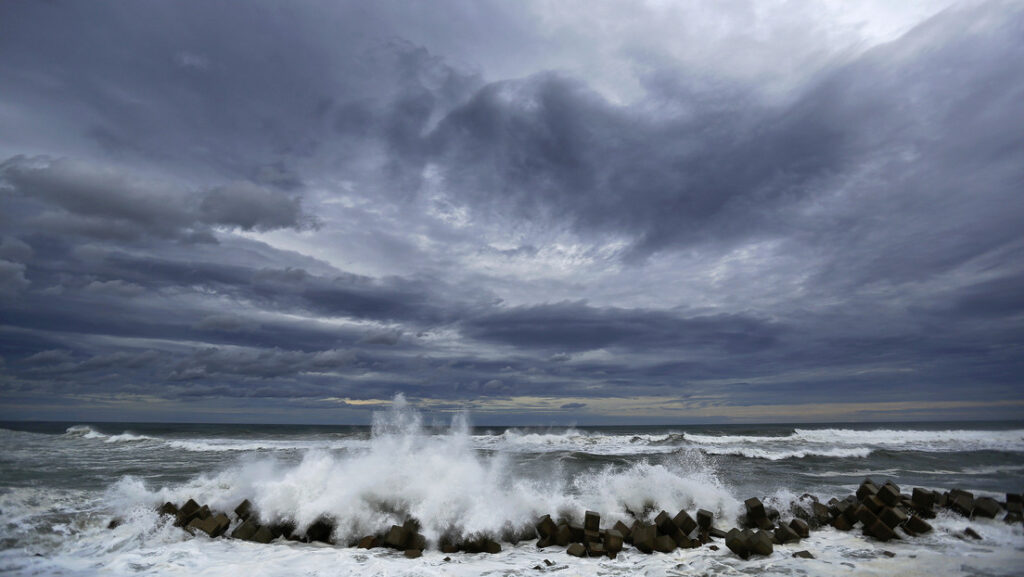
[[421, 7, 1024, 265], [86, 252, 471, 324], [1, 0, 1023, 422], [463, 301, 779, 353], [1, 157, 310, 241]]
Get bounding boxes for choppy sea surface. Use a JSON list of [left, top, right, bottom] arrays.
[[1, 403, 1022, 576]]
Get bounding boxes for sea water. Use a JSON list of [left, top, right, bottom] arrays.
[[1, 400, 1022, 576]]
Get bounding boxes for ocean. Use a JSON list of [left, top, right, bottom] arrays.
[[1, 402, 1022, 576]]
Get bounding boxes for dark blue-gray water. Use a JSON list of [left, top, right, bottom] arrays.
[[1, 407, 1022, 576]]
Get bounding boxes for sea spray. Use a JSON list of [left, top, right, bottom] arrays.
[[2, 418, 1023, 576], [106, 395, 739, 544]]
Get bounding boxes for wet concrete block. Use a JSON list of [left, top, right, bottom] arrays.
[[174, 499, 202, 527], [231, 518, 259, 540], [857, 480, 879, 502], [653, 534, 676, 553], [866, 519, 897, 541], [674, 509, 698, 535], [655, 511, 676, 535], [584, 529, 601, 543], [632, 524, 656, 553], [811, 502, 831, 525], [912, 488, 935, 511], [905, 515, 932, 535], [409, 533, 426, 551], [973, 497, 1001, 519], [877, 484, 901, 507], [234, 499, 252, 521], [696, 509, 713, 531], [251, 525, 273, 543], [269, 521, 295, 540], [708, 527, 727, 539], [464, 536, 500, 553], [535, 535, 553, 549], [158, 502, 178, 517], [305, 517, 334, 544], [857, 506, 879, 528], [536, 515, 557, 538], [832, 515, 853, 531], [745, 497, 766, 520], [725, 529, 749, 560], [613, 520, 632, 542], [584, 510, 600, 532], [383, 525, 409, 550], [555, 523, 572, 546], [357, 535, 378, 549], [750, 530, 774, 556], [950, 493, 975, 517], [604, 529, 623, 555], [774, 523, 800, 544], [840, 500, 859, 522], [964, 527, 982, 540], [792, 550, 814, 559], [586, 541, 606, 557], [404, 549, 422, 559], [880, 507, 908, 529], [189, 512, 230, 538], [792, 503, 813, 524], [569, 522, 585, 543], [479, 538, 501, 554], [949, 489, 973, 501], [566, 542, 586, 557], [789, 518, 809, 539], [516, 524, 538, 543], [439, 537, 460, 553], [864, 495, 885, 513]]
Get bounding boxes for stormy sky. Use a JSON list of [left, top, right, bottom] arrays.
[[1, 1, 1022, 424]]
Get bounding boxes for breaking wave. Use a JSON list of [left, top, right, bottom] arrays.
[[56, 422, 1024, 461], [701, 446, 875, 460], [64, 425, 154, 443], [111, 395, 739, 543]]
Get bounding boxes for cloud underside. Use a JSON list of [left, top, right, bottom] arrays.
[[1, 0, 1022, 422]]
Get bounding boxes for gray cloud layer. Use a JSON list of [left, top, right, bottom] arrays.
[[1, 0, 1022, 423]]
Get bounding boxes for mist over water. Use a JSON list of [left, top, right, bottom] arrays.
[[1, 401, 1022, 576]]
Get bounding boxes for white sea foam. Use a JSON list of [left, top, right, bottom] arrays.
[[57, 423, 1024, 461], [680, 427, 1024, 460], [102, 396, 739, 544], [792, 428, 1024, 452], [163, 438, 370, 452], [2, 411, 1022, 577], [2, 483, 1022, 577], [63, 425, 155, 444], [702, 446, 875, 460], [473, 428, 683, 455]]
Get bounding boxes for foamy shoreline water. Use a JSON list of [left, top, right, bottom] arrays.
[[1, 406, 1022, 576]]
